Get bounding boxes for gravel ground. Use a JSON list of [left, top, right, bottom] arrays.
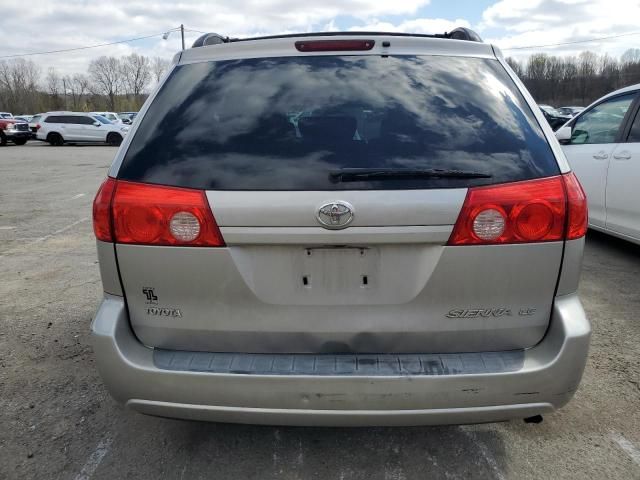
[[0, 142, 639, 480]]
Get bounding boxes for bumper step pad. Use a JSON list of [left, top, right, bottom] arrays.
[[153, 350, 525, 376]]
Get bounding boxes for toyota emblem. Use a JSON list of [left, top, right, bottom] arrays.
[[316, 201, 355, 229]]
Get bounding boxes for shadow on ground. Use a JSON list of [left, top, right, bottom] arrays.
[[95, 414, 508, 479]]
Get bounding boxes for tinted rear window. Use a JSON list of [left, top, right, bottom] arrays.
[[119, 55, 558, 190], [77, 116, 95, 125], [45, 115, 82, 124]]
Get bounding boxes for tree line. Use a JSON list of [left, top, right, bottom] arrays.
[[0, 54, 171, 114], [3, 48, 640, 114], [506, 48, 640, 107]]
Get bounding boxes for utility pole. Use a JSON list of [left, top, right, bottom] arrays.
[[62, 77, 68, 110], [162, 25, 186, 50]]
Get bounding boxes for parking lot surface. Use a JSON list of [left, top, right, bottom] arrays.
[[1, 142, 639, 480]]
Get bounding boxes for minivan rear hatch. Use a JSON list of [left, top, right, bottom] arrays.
[[111, 49, 566, 354]]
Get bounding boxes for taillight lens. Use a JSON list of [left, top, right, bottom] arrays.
[[91, 179, 225, 247], [35, 124, 41, 130], [563, 172, 588, 240], [93, 177, 117, 242], [448, 176, 567, 245]]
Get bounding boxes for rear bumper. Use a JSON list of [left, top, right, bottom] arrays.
[[91, 294, 590, 426]]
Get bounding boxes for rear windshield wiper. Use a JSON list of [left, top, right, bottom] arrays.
[[329, 168, 492, 182]]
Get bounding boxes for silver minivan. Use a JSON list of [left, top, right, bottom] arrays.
[[91, 29, 591, 426]]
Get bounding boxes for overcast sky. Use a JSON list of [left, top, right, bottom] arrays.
[[2, 0, 639, 76]]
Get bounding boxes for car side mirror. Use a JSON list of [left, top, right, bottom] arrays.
[[93, 121, 101, 127], [555, 125, 572, 144]]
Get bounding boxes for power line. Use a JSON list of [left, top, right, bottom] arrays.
[[4, 26, 638, 58], [503, 30, 640, 50], [0, 29, 181, 59]]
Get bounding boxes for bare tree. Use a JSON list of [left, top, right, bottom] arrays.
[[577, 51, 598, 104], [505, 57, 524, 78], [621, 48, 640, 64], [620, 49, 640, 88], [560, 56, 578, 102], [525, 53, 549, 100], [0, 58, 41, 112], [46, 68, 61, 97], [122, 53, 151, 97], [0, 61, 15, 108], [507, 49, 640, 107], [599, 54, 620, 92], [546, 56, 564, 102], [152, 56, 171, 83], [88, 56, 122, 111], [45, 68, 64, 110], [62, 74, 90, 110]]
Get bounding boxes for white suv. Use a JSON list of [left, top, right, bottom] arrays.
[[37, 112, 129, 146], [90, 111, 123, 125]]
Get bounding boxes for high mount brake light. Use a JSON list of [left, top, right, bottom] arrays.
[[448, 173, 587, 245], [92, 179, 225, 247], [295, 39, 375, 52]]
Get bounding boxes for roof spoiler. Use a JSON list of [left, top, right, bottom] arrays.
[[190, 27, 483, 49]]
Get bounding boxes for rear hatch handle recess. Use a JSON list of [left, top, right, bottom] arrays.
[[329, 168, 492, 182]]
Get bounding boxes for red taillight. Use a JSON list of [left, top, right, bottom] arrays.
[[93, 177, 116, 242], [91, 179, 225, 247], [563, 172, 588, 240], [295, 39, 375, 52], [35, 124, 41, 130], [448, 176, 567, 245], [448, 174, 588, 245]]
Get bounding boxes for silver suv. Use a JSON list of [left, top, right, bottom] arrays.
[[91, 29, 591, 426]]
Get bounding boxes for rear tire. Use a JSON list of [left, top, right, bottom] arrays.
[[107, 132, 122, 146], [13, 138, 27, 146], [0, 132, 6, 146], [47, 132, 64, 146]]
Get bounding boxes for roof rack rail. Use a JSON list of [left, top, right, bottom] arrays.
[[446, 27, 482, 42], [191, 33, 233, 48], [190, 27, 483, 49]]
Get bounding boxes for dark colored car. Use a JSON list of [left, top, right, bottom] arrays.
[[118, 112, 138, 124], [539, 105, 572, 131], [557, 106, 584, 117]]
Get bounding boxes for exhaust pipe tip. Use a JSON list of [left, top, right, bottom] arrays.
[[524, 414, 544, 424]]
